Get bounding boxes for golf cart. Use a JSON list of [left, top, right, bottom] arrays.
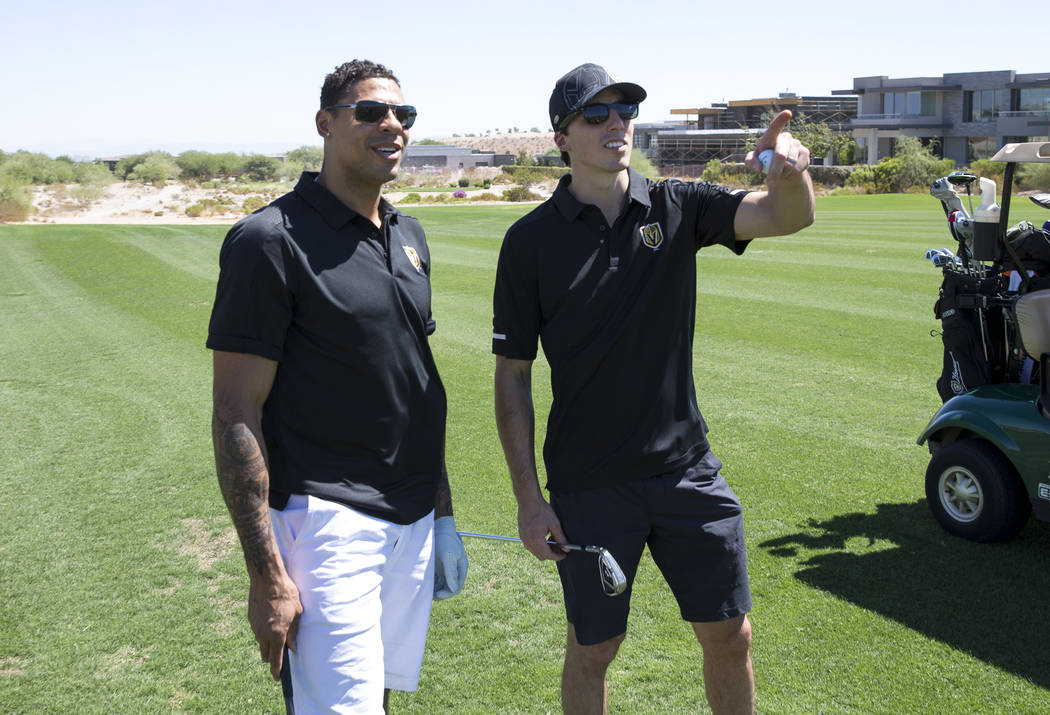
[[918, 141, 1050, 542]]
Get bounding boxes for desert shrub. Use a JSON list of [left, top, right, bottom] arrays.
[[278, 160, 305, 182], [452, 189, 467, 198], [879, 137, 954, 192], [286, 146, 323, 171], [241, 155, 281, 182], [73, 162, 114, 186], [242, 196, 268, 213], [500, 165, 568, 183], [474, 192, 500, 201], [422, 193, 449, 203], [0, 179, 33, 222], [1018, 162, 1050, 191], [399, 192, 422, 204], [701, 159, 723, 182], [176, 151, 221, 180], [184, 204, 204, 217], [129, 152, 180, 185], [457, 178, 470, 187], [807, 166, 851, 188], [0, 151, 74, 185], [630, 151, 658, 180], [69, 183, 104, 204], [502, 186, 541, 202], [846, 165, 877, 188]]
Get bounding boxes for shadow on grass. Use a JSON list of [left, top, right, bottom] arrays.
[[760, 500, 1050, 689]]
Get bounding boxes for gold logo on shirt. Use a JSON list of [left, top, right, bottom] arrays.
[[403, 245, 423, 273], [640, 222, 664, 250]]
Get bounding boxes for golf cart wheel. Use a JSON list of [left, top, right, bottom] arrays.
[[925, 440, 1031, 542]]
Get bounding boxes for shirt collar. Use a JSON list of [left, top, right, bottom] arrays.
[[552, 167, 651, 222], [295, 171, 400, 231]]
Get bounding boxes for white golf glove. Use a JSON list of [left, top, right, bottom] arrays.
[[433, 516, 468, 601]]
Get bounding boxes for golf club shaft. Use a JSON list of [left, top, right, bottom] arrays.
[[457, 531, 584, 551]]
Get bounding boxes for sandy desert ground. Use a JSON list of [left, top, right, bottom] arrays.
[[17, 133, 558, 225]]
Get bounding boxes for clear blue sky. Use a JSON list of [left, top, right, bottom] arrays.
[[3, 0, 1046, 158]]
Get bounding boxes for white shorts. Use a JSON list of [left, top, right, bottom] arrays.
[[270, 494, 434, 714]]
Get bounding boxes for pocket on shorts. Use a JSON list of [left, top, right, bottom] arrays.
[[676, 450, 724, 488]]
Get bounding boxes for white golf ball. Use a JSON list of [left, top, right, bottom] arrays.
[[759, 149, 774, 173]]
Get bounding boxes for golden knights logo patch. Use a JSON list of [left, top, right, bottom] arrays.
[[402, 245, 423, 273], [640, 222, 664, 250]]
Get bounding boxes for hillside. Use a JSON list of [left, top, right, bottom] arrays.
[[429, 132, 556, 158]]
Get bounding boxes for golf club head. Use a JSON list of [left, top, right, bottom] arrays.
[[594, 547, 627, 596], [947, 172, 978, 189], [1030, 193, 1050, 210]]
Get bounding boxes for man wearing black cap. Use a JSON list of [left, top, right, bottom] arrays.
[[492, 62, 814, 713]]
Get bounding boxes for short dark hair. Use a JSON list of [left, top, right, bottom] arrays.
[[320, 60, 400, 109]]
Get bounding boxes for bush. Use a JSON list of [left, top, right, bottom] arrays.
[[452, 189, 467, 198], [457, 178, 470, 187], [129, 152, 180, 185], [1018, 162, 1050, 191], [0, 151, 74, 185], [630, 151, 659, 180], [286, 146, 323, 171], [474, 192, 500, 202], [241, 196, 268, 214], [968, 159, 1005, 186], [701, 159, 723, 182], [500, 165, 569, 183], [184, 204, 204, 217], [502, 186, 541, 202], [399, 192, 422, 204], [0, 179, 33, 222], [241, 155, 281, 182]]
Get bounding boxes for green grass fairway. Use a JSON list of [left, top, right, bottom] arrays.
[[1, 195, 1048, 713]]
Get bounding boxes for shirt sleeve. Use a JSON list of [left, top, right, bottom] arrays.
[[690, 182, 749, 254], [492, 228, 540, 360], [206, 214, 293, 361]]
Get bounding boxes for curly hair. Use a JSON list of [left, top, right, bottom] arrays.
[[320, 60, 400, 109]]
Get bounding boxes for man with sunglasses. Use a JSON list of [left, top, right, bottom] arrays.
[[208, 59, 467, 713], [492, 63, 814, 714]]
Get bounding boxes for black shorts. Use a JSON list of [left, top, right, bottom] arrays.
[[550, 450, 752, 646]]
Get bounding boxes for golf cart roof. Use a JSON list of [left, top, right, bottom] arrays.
[[990, 142, 1050, 163]]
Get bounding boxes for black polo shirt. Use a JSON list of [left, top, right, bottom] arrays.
[[492, 168, 747, 494], [207, 172, 446, 524]]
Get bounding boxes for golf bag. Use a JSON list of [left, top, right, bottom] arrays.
[[934, 272, 1003, 401]]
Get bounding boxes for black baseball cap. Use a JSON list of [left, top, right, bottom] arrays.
[[549, 63, 647, 131]]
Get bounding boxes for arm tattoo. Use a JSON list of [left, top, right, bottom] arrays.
[[212, 409, 277, 577]]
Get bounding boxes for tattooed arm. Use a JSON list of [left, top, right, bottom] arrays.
[[212, 350, 301, 681]]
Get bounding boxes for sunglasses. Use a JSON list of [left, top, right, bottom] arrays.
[[559, 102, 638, 131], [323, 100, 417, 129]]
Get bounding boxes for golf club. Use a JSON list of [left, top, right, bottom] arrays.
[[457, 531, 628, 597]]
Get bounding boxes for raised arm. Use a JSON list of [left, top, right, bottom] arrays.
[[734, 110, 816, 242], [494, 356, 567, 561], [212, 350, 301, 680]]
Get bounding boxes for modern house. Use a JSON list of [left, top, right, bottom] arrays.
[[402, 144, 513, 170], [833, 70, 1050, 165], [633, 93, 858, 175]]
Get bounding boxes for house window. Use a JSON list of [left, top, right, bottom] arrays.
[[648, 134, 658, 149], [966, 89, 1006, 121], [633, 134, 645, 148], [1019, 88, 1050, 112]]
